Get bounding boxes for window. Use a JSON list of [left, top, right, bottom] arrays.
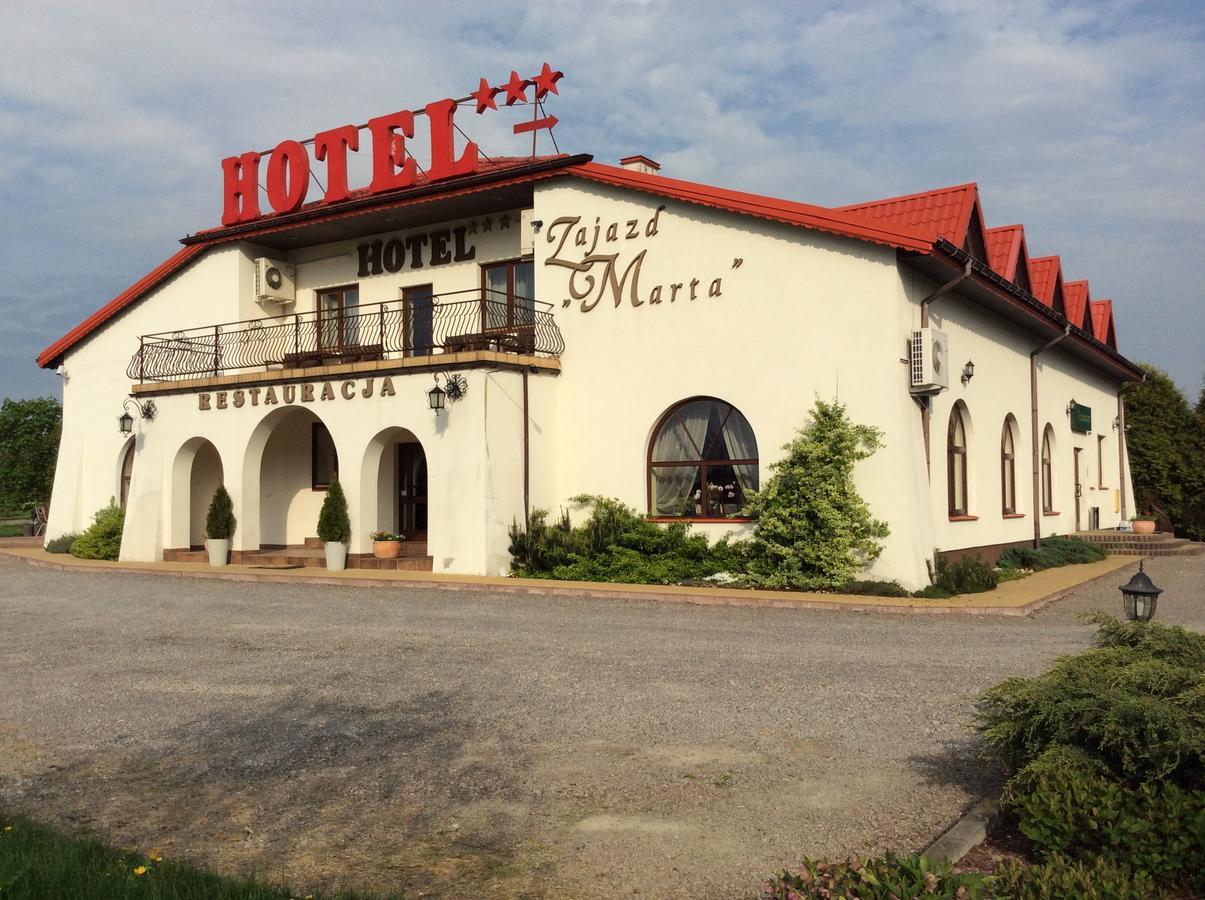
[[119, 441, 135, 508], [317, 285, 360, 350], [1097, 435, 1106, 488], [1041, 425, 1055, 513], [947, 403, 969, 516], [481, 259, 534, 330], [312, 422, 338, 490], [1001, 416, 1017, 515], [648, 398, 758, 519], [402, 283, 434, 355]]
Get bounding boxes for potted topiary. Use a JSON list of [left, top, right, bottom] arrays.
[[205, 484, 236, 566], [370, 530, 405, 559], [1131, 513, 1157, 535], [317, 476, 351, 570]]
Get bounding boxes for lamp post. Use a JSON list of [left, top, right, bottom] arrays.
[[1119, 560, 1162, 622]]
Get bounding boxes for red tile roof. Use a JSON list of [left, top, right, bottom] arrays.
[[1028, 256, 1062, 307], [1063, 279, 1091, 330], [1090, 299, 1117, 349], [835, 182, 984, 248], [985, 225, 1025, 280]]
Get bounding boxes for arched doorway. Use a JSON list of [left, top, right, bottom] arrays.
[[169, 437, 224, 549], [250, 406, 335, 549], [360, 427, 427, 539], [117, 437, 135, 507]]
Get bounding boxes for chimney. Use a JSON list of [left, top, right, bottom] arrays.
[[619, 154, 661, 175]]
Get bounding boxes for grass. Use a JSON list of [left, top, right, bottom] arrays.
[[0, 524, 25, 537], [0, 811, 400, 900]]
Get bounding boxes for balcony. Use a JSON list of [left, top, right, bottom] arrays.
[[126, 289, 564, 383]]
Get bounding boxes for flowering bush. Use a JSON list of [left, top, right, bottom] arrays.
[[369, 530, 404, 542]]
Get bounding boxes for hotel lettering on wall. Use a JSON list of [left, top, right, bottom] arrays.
[[543, 206, 742, 312], [198, 377, 398, 410], [356, 225, 477, 277]]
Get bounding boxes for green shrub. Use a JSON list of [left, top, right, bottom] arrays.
[[742, 399, 890, 590], [998, 536, 1107, 571], [1002, 744, 1204, 885], [830, 579, 911, 597], [762, 852, 989, 899], [929, 555, 998, 594], [316, 477, 350, 543], [509, 496, 746, 584], [204, 484, 235, 540], [69, 500, 124, 560], [913, 584, 955, 599], [993, 854, 1158, 899], [44, 533, 79, 554]]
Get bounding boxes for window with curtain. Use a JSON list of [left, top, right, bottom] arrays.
[[1001, 416, 1017, 515], [1042, 425, 1054, 512], [648, 398, 758, 519], [948, 404, 969, 516]]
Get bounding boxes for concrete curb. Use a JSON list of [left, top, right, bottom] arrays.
[[1, 548, 1135, 618], [923, 794, 1001, 865]]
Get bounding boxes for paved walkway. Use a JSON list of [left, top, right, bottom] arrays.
[[2, 546, 1135, 615], [0, 553, 1200, 898]]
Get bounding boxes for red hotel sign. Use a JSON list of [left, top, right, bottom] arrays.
[[221, 64, 563, 227]]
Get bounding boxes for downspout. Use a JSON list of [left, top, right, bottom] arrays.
[[918, 258, 974, 472], [522, 368, 531, 529], [1030, 325, 1072, 548]]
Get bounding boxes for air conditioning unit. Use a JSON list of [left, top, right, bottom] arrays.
[[254, 257, 295, 305], [910, 326, 950, 394]]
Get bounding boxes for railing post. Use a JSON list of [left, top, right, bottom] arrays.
[[213, 325, 220, 377], [379, 303, 385, 349], [138, 336, 145, 383], [294, 313, 300, 357]]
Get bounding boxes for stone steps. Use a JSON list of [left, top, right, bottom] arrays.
[[1074, 531, 1204, 557], [163, 543, 433, 571]]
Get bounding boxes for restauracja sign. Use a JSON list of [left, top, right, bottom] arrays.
[[220, 64, 563, 227]]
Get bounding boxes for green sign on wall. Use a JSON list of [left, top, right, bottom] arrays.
[[1070, 401, 1092, 434]]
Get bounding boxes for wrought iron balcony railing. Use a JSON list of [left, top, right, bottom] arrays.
[[126, 289, 564, 383]]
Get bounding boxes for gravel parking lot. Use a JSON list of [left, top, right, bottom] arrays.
[[1, 553, 1201, 898]]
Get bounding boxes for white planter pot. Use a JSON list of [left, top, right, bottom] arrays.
[[325, 541, 348, 571], [206, 538, 230, 567]]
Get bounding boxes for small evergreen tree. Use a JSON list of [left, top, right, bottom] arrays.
[[204, 484, 235, 540], [742, 399, 889, 589], [317, 476, 351, 543]]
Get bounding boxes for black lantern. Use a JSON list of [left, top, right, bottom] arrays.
[[117, 398, 155, 434], [1119, 560, 1162, 622], [961, 360, 975, 385], [427, 382, 447, 414]]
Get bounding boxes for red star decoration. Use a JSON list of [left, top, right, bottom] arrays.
[[470, 77, 499, 114], [532, 62, 563, 99], [502, 70, 529, 106]]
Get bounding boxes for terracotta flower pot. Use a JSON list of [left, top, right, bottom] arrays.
[[373, 540, 403, 559], [1132, 520, 1156, 535]]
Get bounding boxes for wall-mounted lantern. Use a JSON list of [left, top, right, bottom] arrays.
[[118, 398, 156, 435], [427, 372, 467, 415], [960, 360, 975, 385], [1119, 560, 1162, 622]]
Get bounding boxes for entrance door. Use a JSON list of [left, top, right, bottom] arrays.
[[317, 285, 359, 351], [402, 284, 434, 355], [397, 443, 428, 535], [1073, 447, 1083, 531]]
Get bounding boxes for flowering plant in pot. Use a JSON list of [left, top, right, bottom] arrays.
[[370, 530, 405, 559], [317, 477, 351, 570], [204, 484, 235, 567], [1131, 512, 1157, 535]]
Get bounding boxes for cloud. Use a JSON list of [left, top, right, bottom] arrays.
[[0, 0, 1201, 399]]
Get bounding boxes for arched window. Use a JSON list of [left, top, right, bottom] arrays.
[[1001, 416, 1017, 515], [648, 398, 758, 519], [947, 403, 969, 516], [1041, 425, 1055, 513], [119, 441, 135, 508]]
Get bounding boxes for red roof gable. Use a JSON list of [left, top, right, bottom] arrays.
[[1090, 299, 1117, 349], [835, 182, 985, 249], [36, 244, 208, 369], [985, 225, 1024, 279], [1028, 256, 1063, 308], [1063, 279, 1091, 330]]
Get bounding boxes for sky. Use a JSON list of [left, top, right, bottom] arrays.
[[1, 0, 1202, 401]]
